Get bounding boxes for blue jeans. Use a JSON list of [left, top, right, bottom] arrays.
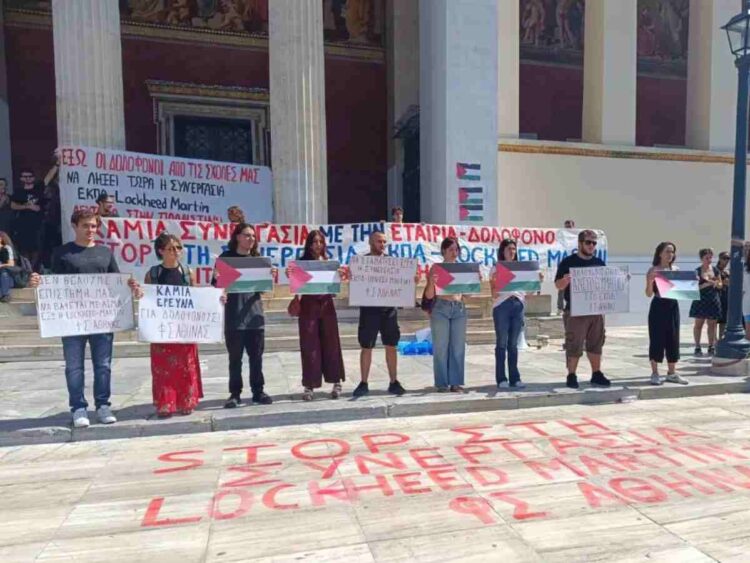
[[430, 300, 467, 387], [61, 333, 114, 412], [0, 269, 13, 298], [493, 298, 524, 385]]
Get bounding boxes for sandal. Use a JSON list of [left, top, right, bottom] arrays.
[[302, 387, 314, 401], [449, 385, 465, 393], [331, 383, 342, 399]]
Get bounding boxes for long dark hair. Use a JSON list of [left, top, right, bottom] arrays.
[[228, 223, 259, 256], [498, 238, 518, 262], [302, 229, 327, 260], [652, 241, 677, 267]]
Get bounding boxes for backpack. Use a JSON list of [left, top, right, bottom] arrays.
[[148, 263, 191, 286], [9, 254, 33, 288]]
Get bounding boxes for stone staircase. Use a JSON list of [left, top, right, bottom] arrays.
[[0, 283, 563, 362]]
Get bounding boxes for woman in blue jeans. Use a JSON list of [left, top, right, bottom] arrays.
[[424, 237, 469, 392], [490, 238, 541, 390]]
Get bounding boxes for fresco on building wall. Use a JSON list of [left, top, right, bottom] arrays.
[[519, 0, 585, 66], [637, 0, 689, 77]]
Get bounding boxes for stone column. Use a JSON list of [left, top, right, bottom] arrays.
[[0, 0, 13, 183], [498, 0, 519, 138], [269, 0, 328, 224], [686, 0, 737, 152], [581, 0, 637, 146], [420, 0, 498, 225], [52, 0, 126, 149]]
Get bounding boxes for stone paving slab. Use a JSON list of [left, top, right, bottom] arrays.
[[0, 326, 747, 447]]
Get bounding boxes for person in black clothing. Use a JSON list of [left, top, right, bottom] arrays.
[[554, 229, 610, 389], [689, 248, 722, 356], [97, 192, 119, 218], [213, 223, 273, 408], [645, 242, 687, 386], [10, 168, 44, 269], [716, 251, 730, 340], [0, 230, 16, 302], [352, 231, 410, 398]]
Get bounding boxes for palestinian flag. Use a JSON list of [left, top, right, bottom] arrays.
[[459, 187, 484, 204], [215, 257, 274, 293], [456, 162, 481, 181], [654, 270, 699, 300], [495, 261, 541, 293], [459, 204, 484, 222], [434, 262, 481, 295], [289, 260, 341, 295]]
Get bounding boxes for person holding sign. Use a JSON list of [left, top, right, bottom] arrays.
[[28, 209, 140, 428], [689, 248, 722, 357], [489, 238, 543, 390], [645, 242, 688, 385], [352, 231, 410, 398], [286, 230, 347, 401], [554, 230, 610, 389], [423, 237, 471, 392], [144, 233, 205, 417], [213, 223, 274, 408]]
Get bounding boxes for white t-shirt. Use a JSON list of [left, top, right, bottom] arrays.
[[489, 265, 525, 309]]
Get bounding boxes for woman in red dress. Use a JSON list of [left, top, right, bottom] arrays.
[[145, 233, 203, 417]]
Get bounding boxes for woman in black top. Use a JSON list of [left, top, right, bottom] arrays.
[[716, 251, 730, 340], [214, 223, 273, 408], [689, 248, 722, 356]]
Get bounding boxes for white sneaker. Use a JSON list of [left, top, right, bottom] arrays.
[[510, 381, 527, 390], [96, 405, 117, 424], [497, 381, 510, 389], [665, 373, 689, 385], [650, 373, 664, 386], [72, 408, 90, 428]]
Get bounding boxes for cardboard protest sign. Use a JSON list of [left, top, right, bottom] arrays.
[[433, 262, 481, 295], [215, 256, 273, 293], [59, 146, 272, 241], [288, 260, 341, 295], [348, 255, 417, 308], [36, 274, 134, 338], [138, 285, 224, 343], [570, 266, 630, 316], [494, 261, 541, 293], [654, 270, 699, 300]]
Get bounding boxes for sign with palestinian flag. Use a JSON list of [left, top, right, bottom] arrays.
[[494, 261, 541, 293], [214, 256, 274, 293], [288, 260, 341, 295], [654, 270, 699, 300], [433, 262, 481, 295]]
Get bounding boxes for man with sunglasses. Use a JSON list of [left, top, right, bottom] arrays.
[[554, 229, 610, 389]]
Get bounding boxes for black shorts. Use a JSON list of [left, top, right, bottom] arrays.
[[358, 307, 400, 348]]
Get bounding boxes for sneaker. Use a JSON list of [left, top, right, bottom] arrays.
[[302, 387, 314, 401], [510, 381, 527, 390], [224, 395, 242, 409], [388, 380, 406, 396], [694, 347, 703, 357], [436, 386, 450, 393], [352, 382, 370, 398], [72, 408, 90, 428], [665, 373, 689, 385], [650, 373, 664, 386], [497, 381, 510, 390], [590, 371, 611, 388], [449, 385, 465, 393], [566, 373, 579, 389], [252, 392, 273, 405], [331, 383, 342, 400], [707, 346, 716, 356], [96, 405, 117, 424], [0, 295, 9, 303]]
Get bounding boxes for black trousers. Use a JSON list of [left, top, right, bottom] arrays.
[[648, 298, 680, 363], [225, 329, 265, 397]]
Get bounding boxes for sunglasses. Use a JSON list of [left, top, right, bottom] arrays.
[[164, 245, 183, 251], [583, 240, 598, 246]]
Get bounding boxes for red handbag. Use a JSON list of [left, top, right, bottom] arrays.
[[287, 296, 301, 317]]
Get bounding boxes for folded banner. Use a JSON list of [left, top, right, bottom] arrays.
[[138, 285, 224, 343], [36, 273, 134, 338], [494, 261, 541, 293], [215, 257, 273, 293], [434, 262, 481, 295], [654, 270, 699, 300], [289, 260, 341, 295]]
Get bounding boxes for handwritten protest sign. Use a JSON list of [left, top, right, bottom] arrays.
[[94, 219, 608, 286], [570, 266, 630, 316], [36, 274, 134, 338], [138, 285, 224, 344], [58, 146, 272, 241], [348, 255, 417, 308]]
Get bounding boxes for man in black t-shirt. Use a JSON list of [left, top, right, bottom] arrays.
[[554, 229, 610, 390], [10, 168, 44, 268], [352, 231, 409, 397]]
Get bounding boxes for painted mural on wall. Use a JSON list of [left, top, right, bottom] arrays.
[[5, 0, 385, 47], [637, 0, 689, 77]]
